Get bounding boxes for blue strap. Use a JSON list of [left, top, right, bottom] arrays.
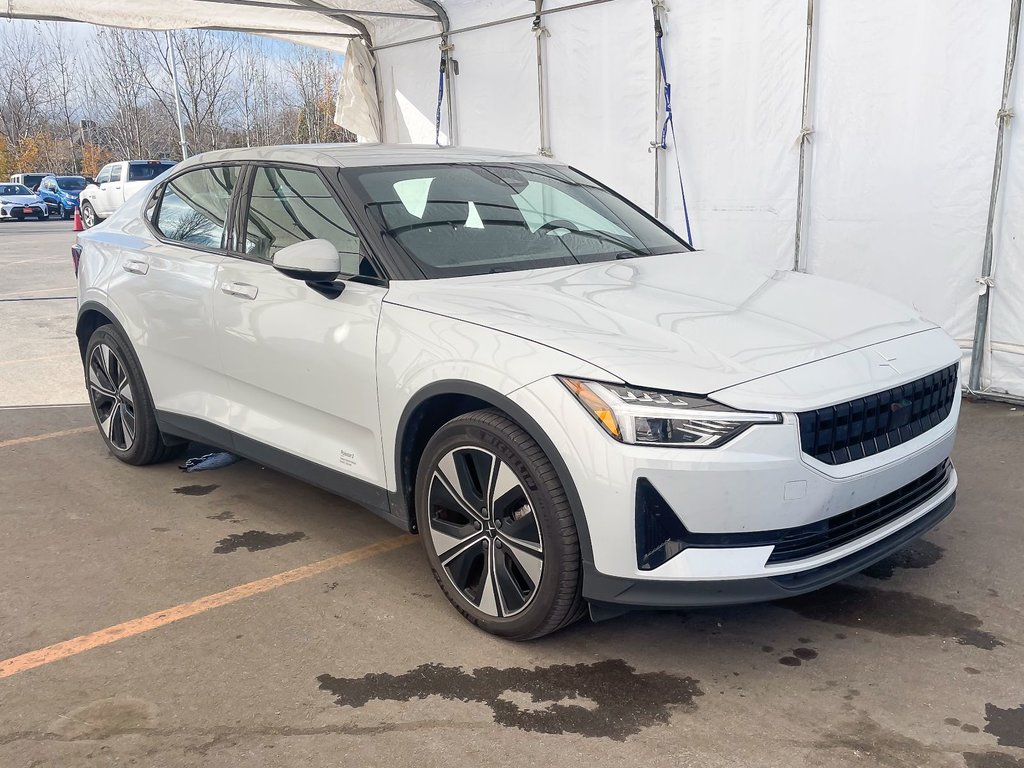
[[656, 32, 694, 245], [434, 55, 446, 146]]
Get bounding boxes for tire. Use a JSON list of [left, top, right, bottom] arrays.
[[415, 409, 586, 640], [59, 203, 70, 220], [37, 210, 48, 221], [84, 325, 182, 465], [81, 201, 99, 228]]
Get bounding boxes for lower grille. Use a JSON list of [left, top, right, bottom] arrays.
[[797, 363, 959, 465], [634, 460, 953, 569], [765, 459, 952, 564]]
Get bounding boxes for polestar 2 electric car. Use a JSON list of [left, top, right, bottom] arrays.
[[74, 144, 961, 639]]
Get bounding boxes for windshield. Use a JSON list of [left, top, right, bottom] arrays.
[[129, 162, 176, 182], [56, 177, 87, 191], [1, 184, 32, 196], [344, 163, 690, 278]]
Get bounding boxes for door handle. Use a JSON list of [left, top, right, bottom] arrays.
[[122, 260, 149, 275], [221, 282, 258, 300]]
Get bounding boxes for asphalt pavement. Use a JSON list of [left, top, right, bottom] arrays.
[[1, 218, 1022, 768]]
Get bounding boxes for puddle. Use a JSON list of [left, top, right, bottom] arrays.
[[776, 584, 1002, 650], [985, 703, 1024, 748], [862, 540, 944, 580], [317, 659, 702, 740], [213, 530, 306, 554], [173, 484, 219, 497]]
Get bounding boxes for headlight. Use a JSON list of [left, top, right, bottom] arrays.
[[558, 377, 781, 448]]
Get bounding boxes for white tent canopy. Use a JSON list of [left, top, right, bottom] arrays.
[[5, 0, 1024, 401]]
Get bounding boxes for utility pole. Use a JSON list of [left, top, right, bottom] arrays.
[[166, 31, 190, 159]]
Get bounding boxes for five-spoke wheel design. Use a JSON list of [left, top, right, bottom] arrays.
[[427, 447, 544, 618], [87, 343, 136, 452]]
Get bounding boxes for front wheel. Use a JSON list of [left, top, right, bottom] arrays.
[[415, 409, 585, 640], [85, 325, 182, 465], [80, 201, 99, 228]]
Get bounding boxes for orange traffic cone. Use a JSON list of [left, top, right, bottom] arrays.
[[73, 206, 83, 232]]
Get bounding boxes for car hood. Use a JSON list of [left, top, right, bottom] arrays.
[[383, 252, 937, 395], [1, 194, 42, 204]]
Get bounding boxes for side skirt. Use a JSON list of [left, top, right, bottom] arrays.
[[155, 411, 407, 531]]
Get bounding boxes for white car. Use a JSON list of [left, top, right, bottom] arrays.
[[79, 160, 177, 227], [0, 183, 49, 220], [74, 145, 961, 639]]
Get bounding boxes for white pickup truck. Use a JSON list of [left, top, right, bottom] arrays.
[[79, 160, 176, 227]]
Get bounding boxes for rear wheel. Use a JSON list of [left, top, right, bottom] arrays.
[[415, 409, 585, 640], [85, 325, 181, 465]]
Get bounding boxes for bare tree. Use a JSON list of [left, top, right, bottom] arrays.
[[0, 20, 352, 174]]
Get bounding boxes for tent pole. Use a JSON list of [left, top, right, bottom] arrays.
[[166, 31, 190, 160], [793, 0, 815, 272], [533, 0, 552, 156], [652, 1, 664, 218], [969, 0, 1021, 393]]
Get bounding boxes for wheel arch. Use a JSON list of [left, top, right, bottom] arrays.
[[393, 380, 594, 565], [75, 301, 121, 362]]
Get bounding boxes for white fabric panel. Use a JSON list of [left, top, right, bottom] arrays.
[[660, 0, 806, 265], [377, 38, 448, 143], [987, 21, 1024, 397], [804, 0, 1006, 353], [337, 39, 382, 141], [544, 1, 654, 211], [450, 22, 539, 153]]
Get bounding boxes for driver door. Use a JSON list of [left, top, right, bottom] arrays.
[[212, 164, 389, 499]]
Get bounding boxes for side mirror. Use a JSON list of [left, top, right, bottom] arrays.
[[272, 239, 341, 283]]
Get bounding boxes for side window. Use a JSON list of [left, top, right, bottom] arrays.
[[109, 164, 123, 183], [154, 165, 240, 249], [243, 166, 369, 276], [95, 166, 111, 185]]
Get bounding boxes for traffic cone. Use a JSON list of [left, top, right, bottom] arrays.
[[73, 206, 83, 232]]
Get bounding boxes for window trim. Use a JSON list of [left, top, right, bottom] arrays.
[[144, 161, 245, 256]]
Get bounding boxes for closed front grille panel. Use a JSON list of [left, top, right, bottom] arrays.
[[797, 363, 959, 465], [766, 459, 952, 564]]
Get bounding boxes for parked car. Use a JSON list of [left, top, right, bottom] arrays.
[[37, 175, 88, 219], [0, 183, 49, 220], [74, 145, 961, 639], [79, 160, 176, 227], [9, 172, 55, 192]]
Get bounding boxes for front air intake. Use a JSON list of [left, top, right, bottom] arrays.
[[635, 478, 689, 570]]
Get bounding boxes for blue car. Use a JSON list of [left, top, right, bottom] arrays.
[[37, 175, 89, 219]]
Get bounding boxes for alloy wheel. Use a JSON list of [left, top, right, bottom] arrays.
[[82, 205, 94, 228], [88, 343, 136, 451], [427, 447, 544, 618]]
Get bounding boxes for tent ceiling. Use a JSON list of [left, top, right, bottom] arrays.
[[1, 0, 448, 53]]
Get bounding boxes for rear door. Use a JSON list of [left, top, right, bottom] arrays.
[[108, 163, 243, 427], [211, 163, 389, 496]]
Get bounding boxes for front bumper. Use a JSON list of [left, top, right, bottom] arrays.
[[585, 489, 955, 612], [508, 361, 961, 602], [0, 203, 46, 219]]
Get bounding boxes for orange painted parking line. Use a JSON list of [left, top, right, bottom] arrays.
[[0, 535, 416, 680], [0, 426, 94, 449]]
